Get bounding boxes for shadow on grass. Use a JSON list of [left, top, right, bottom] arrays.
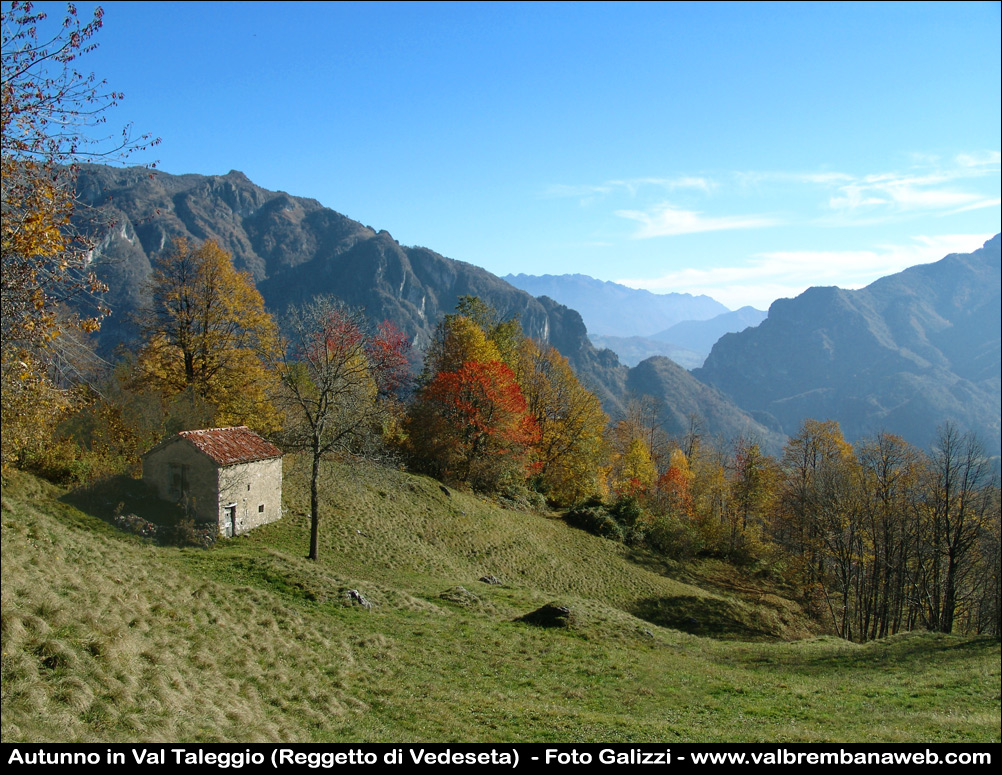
[[633, 595, 779, 640], [61, 474, 186, 527], [774, 631, 1001, 674], [623, 547, 686, 579]]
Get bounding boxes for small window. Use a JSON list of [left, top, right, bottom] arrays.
[[258, 504, 265, 513], [247, 484, 251, 491]]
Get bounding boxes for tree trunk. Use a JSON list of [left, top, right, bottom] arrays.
[[309, 440, 321, 561]]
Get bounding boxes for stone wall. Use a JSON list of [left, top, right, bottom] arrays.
[[217, 457, 283, 536]]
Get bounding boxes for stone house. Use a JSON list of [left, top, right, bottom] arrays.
[[142, 426, 283, 537]]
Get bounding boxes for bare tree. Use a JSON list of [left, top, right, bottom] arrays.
[[922, 424, 996, 633], [275, 299, 409, 560]]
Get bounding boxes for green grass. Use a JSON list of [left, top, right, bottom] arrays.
[[2, 460, 999, 742]]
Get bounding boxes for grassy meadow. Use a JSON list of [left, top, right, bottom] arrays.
[[1, 459, 999, 743]]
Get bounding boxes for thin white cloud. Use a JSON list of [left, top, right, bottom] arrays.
[[820, 156, 1001, 222], [541, 176, 713, 201], [616, 203, 778, 238], [607, 176, 714, 195], [735, 170, 855, 187], [736, 157, 1000, 227], [542, 182, 616, 199], [948, 197, 1002, 215], [828, 171, 991, 216], [546, 156, 999, 234], [955, 150, 1001, 169], [615, 233, 996, 310]]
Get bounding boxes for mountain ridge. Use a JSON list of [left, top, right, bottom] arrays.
[[694, 234, 1001, 455], [76, 165, 996, 456]]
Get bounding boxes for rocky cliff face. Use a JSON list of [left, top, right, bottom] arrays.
[[77, 165, 554, 353], [74, 166, 624, 393]]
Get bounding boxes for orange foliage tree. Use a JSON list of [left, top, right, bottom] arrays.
[[409, 296, 608, 501], [135, 238, 282, 432], [654, 448, 694, 518], [514, 339, 608, 505]]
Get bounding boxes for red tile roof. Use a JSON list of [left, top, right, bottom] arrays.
[[175, 426, 282, 466]]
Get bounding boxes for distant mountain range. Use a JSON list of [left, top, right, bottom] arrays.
[[653, 306, 768, 355], [695, 235, 1001, 456], [503, 273, 728, 337], [590, 306, 768, 368], [587, 335, 705, 370], [504, 273, 767, 368], [75, 165, 999, 457]]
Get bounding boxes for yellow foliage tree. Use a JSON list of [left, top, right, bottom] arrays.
[[423, 314, 502, 376], [614, 436, 658, 497], [2, 3, 156, 468], [135, 238, 281, 433], [515, 339, 608, 504]]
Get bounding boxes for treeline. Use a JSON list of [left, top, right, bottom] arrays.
[[598, 409, 1000, 640]]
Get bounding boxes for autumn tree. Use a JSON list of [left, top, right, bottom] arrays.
[[422, 312, 502, 377], [970, 487, 1001, 636], [919, 425, 997, 633], [850, 432, 927, 640], [134, 237, 281, 432], [441, 295, 523, 369], [1, 1, 156, 466], [775, 419, 862, 634], [408, 299, 547, 495], [725, 438, 780, 561], [654, 448, 694, 518], [731, 440, 772, 533], [514, 339, 608, 505], [611, 396, 672, 475], [276, 298, 410, 560], [410, 359, 539, 492]]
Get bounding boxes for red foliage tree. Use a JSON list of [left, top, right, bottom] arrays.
[[369, 320, 411, 397], [408, 359, 540, 492]]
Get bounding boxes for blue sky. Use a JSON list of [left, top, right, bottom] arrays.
[[29, 1, 1002, 310]]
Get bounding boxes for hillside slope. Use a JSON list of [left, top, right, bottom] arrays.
[[3, 466, 998, 743]]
